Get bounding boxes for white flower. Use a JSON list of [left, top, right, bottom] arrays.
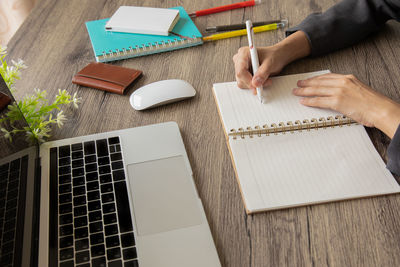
[[0, 46, 7, 55], [56, 111, 67, 128], [11, 59, 27, 69], [1, 128, 12, 141], [72, 92, 81, 109]]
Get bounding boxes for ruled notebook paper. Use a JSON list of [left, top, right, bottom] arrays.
[[213, 71, 400, 213]]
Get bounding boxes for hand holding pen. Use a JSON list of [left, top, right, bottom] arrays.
[[246, 20, 265, 103]]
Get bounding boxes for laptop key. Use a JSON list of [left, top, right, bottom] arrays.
[[114, 181, 133, 233], [124, 260, 139, 267], [102, 193, 114, 203], [59, 157, 71, 166], [59, 174, 71, 184], [60, 224, 73, 236], [106, 235, 120, 248], [90, 244, 105, 257], [59, 193, 72, 204], [72, 159, 84, 168], [99, 165, 111, 174], [60, 260, 74, 267], [90, 232, 104, 245], [85, 155, 96, 164], [100, 174, 112, 183], [103, 203, 116, 214], [101, 183, 113, 194], [108, 137, 120, 145], [89, 210, 102, 222], [112, 170, 125, 181], [89, 221, 103, 233], [59, 145, 70, 158], [107, 247, 121, 261], [73, 186, 86, 196], [92, 256, 106, 267], [111, 161, 124, 170], [59, 247, 74, 261], [74, 227, 88, 239], [88, 200, 101, 211], [84, 141, 96, 155], [74, 206, 87, 217], [87, 190, 100, 201], [109, 259, 123, 267], [75, 250, 90, 264], [105, 224, 118, 236], [85, 163, 97, 173], [59, 166, 71, 175], [96, 139, 109, 157], [120, 232, 135, 247], [73, 176, 85, 187], [73, 195, 86, 206], [75, 238, 89, 251], [110, 153, 122, 162], [98, 157, 110, 166], [60, 214, 73, 225], [59, 184, 72, 194], [60, 235, 73, 248], [86, 172, 98, 181], [72, 151, 84, 159], [72, 167, 85, 177], [74, 216, 88, 228], [87, 181, 99, 191], [59, 203, 72, 214], [103, 213, 117, 225], [71, 143, 83, 151], [123, 247, 137, 260]]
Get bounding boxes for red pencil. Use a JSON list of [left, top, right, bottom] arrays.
[[189, 0, 261, 18]]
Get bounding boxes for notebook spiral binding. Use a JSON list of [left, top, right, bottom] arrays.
[[229, 115, 356, 139], [97, 35, 202, 61]]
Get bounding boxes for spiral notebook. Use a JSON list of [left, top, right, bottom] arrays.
[[213, 70, 400, 214], [86, 6, 203, 62]]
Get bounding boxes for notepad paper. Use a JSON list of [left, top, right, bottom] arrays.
[[213, 71, 400, 213], [105, 6, 180, 36]]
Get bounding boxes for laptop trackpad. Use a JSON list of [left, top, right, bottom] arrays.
[[127, 156, 202, 236]]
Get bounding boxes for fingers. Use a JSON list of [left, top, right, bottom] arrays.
[[252, 61, 271, 88], [292, 86, 335, 97], [233, 47, 253, 89], [297, 73, 355, 88], [299, 96, 334, 109]]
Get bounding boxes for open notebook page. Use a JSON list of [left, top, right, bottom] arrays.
[[228, 125, 400, 213], [213, 70, 341, 131]]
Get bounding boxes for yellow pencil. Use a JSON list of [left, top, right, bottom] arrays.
[[203, 23, 284, 42]]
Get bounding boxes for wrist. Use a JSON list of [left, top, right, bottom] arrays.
[[371, 98, 400, 138], [274, 31, 311, 66]]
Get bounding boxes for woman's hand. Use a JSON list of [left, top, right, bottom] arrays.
[[233, 31, 311, 94], [293, 73, 400, 138]]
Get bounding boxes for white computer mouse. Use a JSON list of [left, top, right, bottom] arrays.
[[129, 79, 196, 110]]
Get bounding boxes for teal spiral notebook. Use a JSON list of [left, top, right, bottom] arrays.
[[86, 6, 203, 62]]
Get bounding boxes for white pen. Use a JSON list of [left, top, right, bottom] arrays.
[[245, 20, 264, 103]]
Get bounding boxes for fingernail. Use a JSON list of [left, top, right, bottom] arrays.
[[292, 88, 298, 93], [297, 80, 304, 86]]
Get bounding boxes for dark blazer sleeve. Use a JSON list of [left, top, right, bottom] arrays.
[[286, 0, 400, 56], [387, 124, 400, 175]]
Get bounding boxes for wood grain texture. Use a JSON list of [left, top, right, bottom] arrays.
[[5, 0, 400, 266]]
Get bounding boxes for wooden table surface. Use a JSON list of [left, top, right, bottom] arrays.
[[6, 0, 400, 266]]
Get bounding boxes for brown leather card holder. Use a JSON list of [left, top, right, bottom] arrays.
[[72, 62, 142, 95], [0, 92, 11, 112]]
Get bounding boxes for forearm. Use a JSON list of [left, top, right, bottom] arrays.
[[371, 97, 400, 139], [273, 31, 311, 66], [286, 0, 400, 56]]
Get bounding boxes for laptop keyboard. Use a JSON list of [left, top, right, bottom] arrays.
[[49, 137, 139, 267], [0, 155, 28, 267]]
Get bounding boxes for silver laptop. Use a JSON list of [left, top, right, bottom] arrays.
[[0, 76, 220, 267]]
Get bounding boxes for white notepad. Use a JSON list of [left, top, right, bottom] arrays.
[[213, 70, 400, 214], [105, 6, 180, 36]]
